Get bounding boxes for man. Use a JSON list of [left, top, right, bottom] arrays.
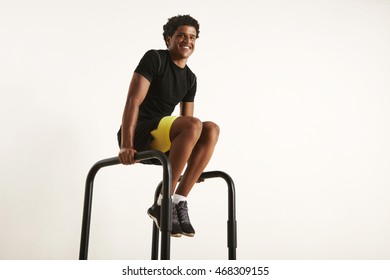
[[118, 15, 219, 237]]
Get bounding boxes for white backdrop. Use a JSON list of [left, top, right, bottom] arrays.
[[1, 0, 390, 260]]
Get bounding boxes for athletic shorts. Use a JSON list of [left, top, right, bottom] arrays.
[[150, 116, 179, 153]]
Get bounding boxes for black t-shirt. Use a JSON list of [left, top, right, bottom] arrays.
[[136, 49, 196, 121], [118, 49, 197, 153]]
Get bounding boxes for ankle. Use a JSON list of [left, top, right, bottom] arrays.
[[172, 193, 187, 204]]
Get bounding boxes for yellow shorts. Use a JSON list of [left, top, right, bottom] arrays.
[[150, 116, 179, 153]]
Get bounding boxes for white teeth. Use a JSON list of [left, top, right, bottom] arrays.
[[181, 46, 190, 49]]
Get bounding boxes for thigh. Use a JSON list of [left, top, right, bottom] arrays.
[[169, 116, 202, 140], [150, 116, 179, 153]]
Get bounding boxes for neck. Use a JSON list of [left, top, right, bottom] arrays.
[[172, 58, 187, 68], [169, 52, 187, 68]]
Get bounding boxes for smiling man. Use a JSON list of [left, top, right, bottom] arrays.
[[118, 15, 220, 237]]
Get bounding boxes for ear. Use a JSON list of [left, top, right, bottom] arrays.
[[165, 36, 171, 48]]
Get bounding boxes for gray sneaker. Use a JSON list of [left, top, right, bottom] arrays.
[[171, 203, 182, 237], [147, 203, 182, 237], [176, 201, 195, 237]]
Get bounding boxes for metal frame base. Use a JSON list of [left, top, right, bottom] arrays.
[[79, 151, 237, 260]]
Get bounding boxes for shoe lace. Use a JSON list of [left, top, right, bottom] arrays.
[[172, 204, 179, 224], [177, 201, 191, 224]]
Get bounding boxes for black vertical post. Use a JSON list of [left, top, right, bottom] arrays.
[[151, 182, 162, 260], [79, 151, 172, 260], [79, 157, 120, 260], [198, 171, 237, 260], [151, 170, 237, 260], [156, 154, 172, 260]]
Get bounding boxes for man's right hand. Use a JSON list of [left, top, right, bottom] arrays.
[[118, 147, 138, 165]]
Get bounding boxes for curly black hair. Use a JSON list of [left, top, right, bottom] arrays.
[[163, 15, 200, 46]]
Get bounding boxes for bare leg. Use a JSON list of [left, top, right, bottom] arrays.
[[174, 121, 220, 197], [168, 116, 203, 193]]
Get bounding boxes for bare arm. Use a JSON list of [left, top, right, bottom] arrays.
[[180, 101, 194, 117], [119, 72, 150, 164]]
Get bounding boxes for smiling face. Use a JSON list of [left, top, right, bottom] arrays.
[[165, 25, 197, 67]]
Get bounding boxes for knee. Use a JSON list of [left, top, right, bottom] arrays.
[[171, 116, 203, 142], [181, 117, 203, 139], [187, 117, 203, 132], [201, 121, 220, 142]]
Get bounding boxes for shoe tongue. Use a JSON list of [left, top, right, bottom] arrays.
[[179, 200, 187, 207], [177, 202, 190, 223]]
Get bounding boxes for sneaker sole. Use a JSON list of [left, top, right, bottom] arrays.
[[171, 232, 182, 238], [182, 232, 195, 237], [147, 210, 160, 229], [147, 210, 182, 238]]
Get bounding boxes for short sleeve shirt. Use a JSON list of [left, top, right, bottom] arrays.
[[135, 49, 197, 121], [118, 49, 197, 153]]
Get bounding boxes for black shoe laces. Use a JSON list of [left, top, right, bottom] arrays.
[[176, 201, 191, 224], [172, 204, 179, 224]]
